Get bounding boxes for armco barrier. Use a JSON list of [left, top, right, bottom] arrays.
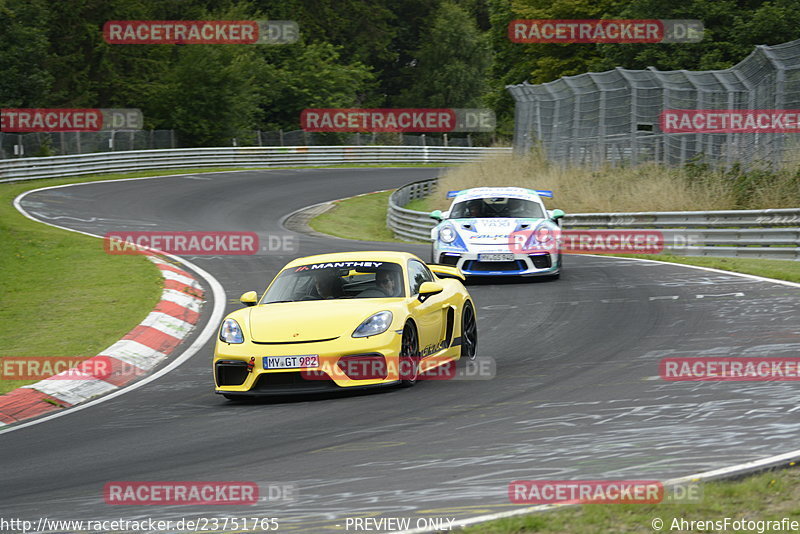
[[0, 145, 511, 182], [388, 178, 800, 260]]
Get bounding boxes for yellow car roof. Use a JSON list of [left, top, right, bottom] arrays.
[[283, 251, 419, 269]]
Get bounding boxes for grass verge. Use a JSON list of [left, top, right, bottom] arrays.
[[308, 190, 400, 242], [461, 467, 800, 533], [601, 254, 800, 284], [425, 149, 800, 213], [307, 189, 800, 532], [0, 168, 243, 395], [308, 190, 800, 284]]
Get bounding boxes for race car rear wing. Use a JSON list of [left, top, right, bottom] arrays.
[[428, 264, 466, 281], [446, 189, 553, 198]]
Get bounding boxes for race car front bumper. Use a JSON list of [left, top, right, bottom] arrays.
[[435, 251, 559, 276]]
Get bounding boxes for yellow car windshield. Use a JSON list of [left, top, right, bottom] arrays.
[[261, 262, 405, 302]]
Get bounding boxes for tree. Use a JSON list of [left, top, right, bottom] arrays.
[[0, 0, 53, 107], [397, 1, 491, 108], [150, 44, 265, 146], [597, 0, 800, 71], [256, 42, 375, 129]]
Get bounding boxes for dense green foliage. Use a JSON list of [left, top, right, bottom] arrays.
[[2, 0, 799, 145]]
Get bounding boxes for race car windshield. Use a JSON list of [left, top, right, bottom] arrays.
[[450, 197, 545, 219], [261, 262, 406, 302]]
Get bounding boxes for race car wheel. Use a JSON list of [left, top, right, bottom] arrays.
[[399, 323, 420, 387], [460, 301, 477, 361]]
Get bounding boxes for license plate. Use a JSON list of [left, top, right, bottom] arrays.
[[263, 355, 319, 369], [478, 253, 514, 262]]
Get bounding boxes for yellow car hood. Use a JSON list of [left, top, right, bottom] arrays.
[[244, 299, 398, 343]]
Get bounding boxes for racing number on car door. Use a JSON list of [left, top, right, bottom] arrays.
[[408, 260, 448, 357]]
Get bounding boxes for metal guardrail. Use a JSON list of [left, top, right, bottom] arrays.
[[387, 178, 800, 260], [0, 146, 512, 182]]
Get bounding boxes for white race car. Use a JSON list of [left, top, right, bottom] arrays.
[[429, 187, 564, 278]]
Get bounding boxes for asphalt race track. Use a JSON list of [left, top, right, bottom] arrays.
[[3, 168, 800, 533]]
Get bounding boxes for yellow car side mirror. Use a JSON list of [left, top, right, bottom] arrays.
[[240, 291, 258, 306], [418, 281, 444, 302]]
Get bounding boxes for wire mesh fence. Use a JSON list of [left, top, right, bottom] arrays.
[[0, 129, 489, 159], [507, 38, 800, 170]]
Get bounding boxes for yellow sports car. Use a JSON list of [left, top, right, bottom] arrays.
[[214, 251, 477, 398]]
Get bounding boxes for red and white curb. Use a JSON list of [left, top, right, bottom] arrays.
[[0, 255, 204, 426]]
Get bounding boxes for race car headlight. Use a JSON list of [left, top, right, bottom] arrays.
[[525, 224, 554, 249], [219, 318, 244, 344], [534, 224, 553, 243], [439, 225, 457, 243], [352, 311, 393, 338]]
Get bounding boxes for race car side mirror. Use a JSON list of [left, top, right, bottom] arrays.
[[240, 291, 258, 306], [418, 281, 444, 302], [430, 210, 444, 221], [550, 209, 565, 221]]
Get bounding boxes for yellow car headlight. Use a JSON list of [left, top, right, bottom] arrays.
[[219, 318, 244, 344], [352, 311, 393, 338]]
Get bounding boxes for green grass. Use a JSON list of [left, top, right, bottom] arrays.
[[604, 254, 800, 283], [461, 467, 800, 533], [404, 197, 434, 213], [308, 190, 399, 242], [0, 168, 238, 394]]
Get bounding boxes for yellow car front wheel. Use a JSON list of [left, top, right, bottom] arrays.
[[399, 323, 420, 387]]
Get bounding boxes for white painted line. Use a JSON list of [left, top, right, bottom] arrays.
[[99, 339, 168, 370], [161, 288, 203, 310], [394, 447, 800, 534], [395, 254, 800, 534], [2, 178, 226, 435], [23, 375, 118, 406], [574, 253, 800, 289], [138, 311, 195, 339], [160, 269, 198, 287]]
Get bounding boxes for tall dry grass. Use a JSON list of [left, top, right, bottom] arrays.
[[430, 149, 800, 213]]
